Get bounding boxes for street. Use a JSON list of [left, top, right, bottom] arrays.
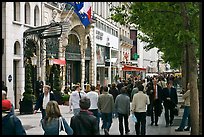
[[16, 103, 190, 135]]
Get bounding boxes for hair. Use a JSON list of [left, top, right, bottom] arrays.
[[45, 101, 61, 124], [75, 84, 80, 90], [44, 85, 51, 90], [111, 82, 116, 88], [120, 86, 127, 93], [103, 86, 108, 92], [91, 85, 96, 91], [138, 84, 144, 91], [86, 84, 91, 92], [79, 97, 90, 110]]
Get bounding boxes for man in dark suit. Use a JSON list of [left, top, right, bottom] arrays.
[[146, 78, 163, 126], [162, 80, 178, 127], [33, 85, 56, 119]]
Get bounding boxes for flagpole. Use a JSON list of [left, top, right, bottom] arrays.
[[63, 6, 75, 22]]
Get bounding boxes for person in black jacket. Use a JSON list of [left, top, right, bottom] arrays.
[[146, 78, 163, 126], [70, 97, 99, 135], [34, 85, 56, 119], [162, 80, 178, 127]]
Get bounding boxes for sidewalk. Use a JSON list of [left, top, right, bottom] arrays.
[[15, 104, 190, 135]]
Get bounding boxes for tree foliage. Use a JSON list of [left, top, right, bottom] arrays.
[[110, 2, 200, 69]]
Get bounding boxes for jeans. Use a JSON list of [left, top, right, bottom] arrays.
[[118, 113, 129, 135], [178, 106, 191, 129], [41, 109, 46, 119], [134, 112, 146, 135], [89, 109, 100, 130], [101, 113, 113, 131]]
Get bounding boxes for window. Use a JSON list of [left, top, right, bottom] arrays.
[[14, 41, 20, 55], [34, 6, 40, 26], [24, 2, 30, 24], [14, 2, 20, 21]]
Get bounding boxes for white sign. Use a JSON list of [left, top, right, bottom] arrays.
[[95, 28, 119, 50]]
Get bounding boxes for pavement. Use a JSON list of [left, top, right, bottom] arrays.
[[15, 104, 190, 135]]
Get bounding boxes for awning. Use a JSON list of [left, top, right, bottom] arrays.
[[53, 58, 66, 65], [122, 65, 146, 71]]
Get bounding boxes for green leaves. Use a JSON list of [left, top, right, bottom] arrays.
[[110, 2, 200, 69]]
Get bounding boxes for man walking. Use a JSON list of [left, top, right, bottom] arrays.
[[131, 84, 150, 135], [162, 80, 178, 127], [115, 86, 130, 135], [146, 78, 163, 126], [98, 86, 114, 135], [69, 84, 86, 116]]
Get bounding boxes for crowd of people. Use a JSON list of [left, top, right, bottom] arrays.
[[2, 74, 191, 135]]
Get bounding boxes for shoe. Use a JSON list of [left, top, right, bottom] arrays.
[[166, 124, 169, 127], [151, 122, 154, 126], [155, 124, 158, 126], [184, 128, 190, 131], [125, 129, 130, 134], [170, 122, 173, 126], [104, 129, 109, 135], [175, 128, 183, 132]]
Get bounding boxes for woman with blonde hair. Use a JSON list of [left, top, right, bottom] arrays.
[[40, 101, 73, 135]]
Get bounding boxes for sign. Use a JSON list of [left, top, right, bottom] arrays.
[[8, 75, 12, 82], [133, 53, 139, 60]]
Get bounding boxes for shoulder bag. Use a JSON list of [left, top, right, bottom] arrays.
[[59, 117, 67, 135]]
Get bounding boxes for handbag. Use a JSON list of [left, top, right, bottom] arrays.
[[59, 117, 67, 135], [173, 107, 179, 116], [130, 114, 137, 123]]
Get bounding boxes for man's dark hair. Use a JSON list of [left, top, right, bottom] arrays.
[[120, 86, 127, 93], [79, 97, 90, 110], [138, 84, 144, 91], [91, 85, 95, 91], [103, 86, 108, 92]]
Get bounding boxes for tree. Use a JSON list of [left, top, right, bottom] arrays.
[[110, 2, 200, 135]]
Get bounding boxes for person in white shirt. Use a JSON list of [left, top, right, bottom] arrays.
[[69, 84, 86, 116], [86, 85, 100, 130], [131, 84, 150, 135]]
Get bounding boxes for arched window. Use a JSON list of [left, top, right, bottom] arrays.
[[34, 5, 40, 26], [14, 41, 20, 55], [14, 2, 20, 21], [24, 2, 30, 24]]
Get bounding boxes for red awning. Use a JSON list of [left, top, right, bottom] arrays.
[[53, 58, 66, 65], [122, 65, 146, 71]]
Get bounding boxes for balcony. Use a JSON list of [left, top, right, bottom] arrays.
[[120, 35, 133, 47]]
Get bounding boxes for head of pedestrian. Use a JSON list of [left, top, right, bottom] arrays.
[[45, 101, 61, 119], [153, 78, 157, 85], [2, 99, 12, 113], [101, 86, 108, 93], [120, 86, 127, 94], [79, 97, 91, 111], [44, 85, 51, 95], [167, 80, 173, 89], [2, 90, 7, 100], [91, 85, 96, 91], [75, 84, 80, 92], [138, 84, 144, 92]]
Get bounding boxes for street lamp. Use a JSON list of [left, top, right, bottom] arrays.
[[31, 53, 37, 66]]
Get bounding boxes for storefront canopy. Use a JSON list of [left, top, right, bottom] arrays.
[[53, 58, 66, 65], [122, 65, 146, 71]]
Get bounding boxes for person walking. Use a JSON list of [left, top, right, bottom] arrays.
[[86, 85, 100, 131], [98, 86, 114, 135], [162, 80, 178, 127], [2, 90, 15, 114], [175, 83, 191, 131], [40, 101, 73, 135], [70, 97, 99, 135], [115, 86, 130, 135], [109, 82, 119, 118], [69, 84, 86, 116], [34, 85, 56, 119], [146, 78, 163, 126], [131, 84, 150, 135], [2, 99, 26, 135]]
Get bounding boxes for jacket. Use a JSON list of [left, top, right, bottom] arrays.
[[70, 111, 99, 135], [162, 87, 178, 108], [41, 117, 73, 135], [115, 93, 130, 115], [98, 92, 114, 113], [2, 112, 26, 135], [34, 92, 56, 111]]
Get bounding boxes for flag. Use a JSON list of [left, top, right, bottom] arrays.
[[66, 2, 92, 27]]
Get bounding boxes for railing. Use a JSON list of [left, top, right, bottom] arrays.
[[120, 35, 133, 45]]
